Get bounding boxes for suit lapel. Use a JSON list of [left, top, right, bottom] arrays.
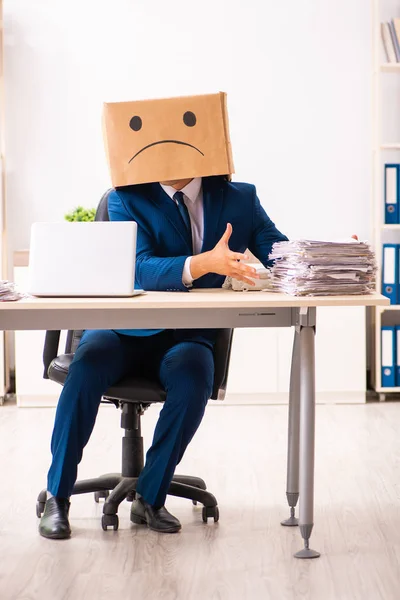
[[148, 183, 192, 250], [201, 177, 225, 252]]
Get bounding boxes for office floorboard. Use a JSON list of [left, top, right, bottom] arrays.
[[1, 399, 400, 600]]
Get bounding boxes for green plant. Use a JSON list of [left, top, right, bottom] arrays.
[[64, 206, 96, 222]]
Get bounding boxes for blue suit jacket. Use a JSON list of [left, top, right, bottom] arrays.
[[108, 176, 288, 345]]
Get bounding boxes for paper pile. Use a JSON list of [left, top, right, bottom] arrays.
[[0, 281, 25, 301], [269, 240, 376, 296]]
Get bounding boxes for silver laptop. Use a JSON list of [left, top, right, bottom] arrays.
[[28, 222, 144, 297]]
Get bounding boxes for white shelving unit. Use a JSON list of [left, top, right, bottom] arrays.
[[371, 0, 400, 397]]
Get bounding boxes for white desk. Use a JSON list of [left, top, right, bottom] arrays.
[[0, 289, 388, 558]]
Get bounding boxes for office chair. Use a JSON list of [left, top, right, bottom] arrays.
[[36, 190, 234, 531]]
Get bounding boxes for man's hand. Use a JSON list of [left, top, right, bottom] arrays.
[[190, 223, 259, 285]]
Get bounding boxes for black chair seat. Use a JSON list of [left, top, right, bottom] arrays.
[[49, 354, 167, 404]]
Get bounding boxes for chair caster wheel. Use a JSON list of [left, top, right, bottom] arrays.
[[202, 506, 219, 523], [36, 501, 45, 518], [94, 490, 109, 503], [192, 500, 198, 506], [101, 514, 119, 531]]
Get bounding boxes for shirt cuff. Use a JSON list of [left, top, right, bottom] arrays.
[[182, 256, 194, 287]]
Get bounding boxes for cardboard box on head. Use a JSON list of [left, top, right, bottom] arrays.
[[102, 92, 234, 187]]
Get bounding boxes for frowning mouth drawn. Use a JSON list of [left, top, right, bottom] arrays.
[[128, 140, 204, 163]]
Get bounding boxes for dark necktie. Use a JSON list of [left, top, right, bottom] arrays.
[[173, 191, 192, 249]]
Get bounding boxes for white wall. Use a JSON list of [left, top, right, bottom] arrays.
[[3, 0, 371, 253], [3, 1, 372, 398]]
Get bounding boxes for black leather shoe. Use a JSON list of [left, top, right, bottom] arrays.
[[39, 497, 71, 540], [130, 495, 181, 533]]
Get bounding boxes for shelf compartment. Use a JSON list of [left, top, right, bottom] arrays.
[[376, 304, 400, 312], [380, 143, 400, 150], [381, 63, 400, 72]]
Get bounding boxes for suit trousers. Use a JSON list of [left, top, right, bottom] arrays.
[[47, 329, 214, 507]]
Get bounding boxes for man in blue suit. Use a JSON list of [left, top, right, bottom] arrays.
[[39, 95, 288, 539]]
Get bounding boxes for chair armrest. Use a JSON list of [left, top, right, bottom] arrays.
[[43, 331, 61, 379]]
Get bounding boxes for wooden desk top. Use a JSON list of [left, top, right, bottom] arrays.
[[0, 289, 389, 311]]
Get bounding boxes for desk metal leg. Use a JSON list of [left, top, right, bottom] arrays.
[[281, 328, 300, 527], [294, 308, 320, 559]]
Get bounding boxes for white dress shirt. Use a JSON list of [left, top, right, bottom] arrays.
[[159, 177, 204, 286]]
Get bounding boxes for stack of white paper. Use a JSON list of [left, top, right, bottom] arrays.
[[0, 281, 24, 302], [269, 240, 376, 296]]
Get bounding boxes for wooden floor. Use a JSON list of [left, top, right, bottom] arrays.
[[1, 399, 400, 600]]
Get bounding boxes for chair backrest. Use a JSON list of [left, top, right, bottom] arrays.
[[211, 328, 234, 400], [95, 189, 112, 222], [43, 189, 234, 399]]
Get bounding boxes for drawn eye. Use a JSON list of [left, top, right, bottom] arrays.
[[183, 111, 196, 127], [129, 116, 142, 131]]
